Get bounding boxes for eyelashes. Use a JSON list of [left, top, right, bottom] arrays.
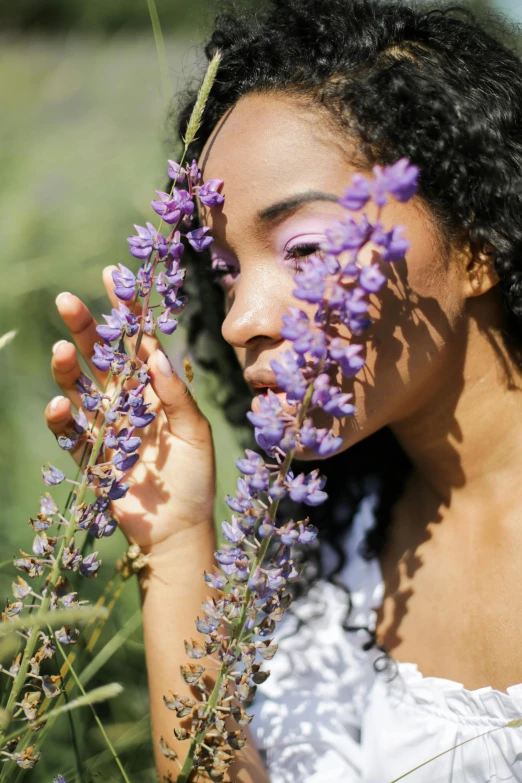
[[209, 242, 324, 287]]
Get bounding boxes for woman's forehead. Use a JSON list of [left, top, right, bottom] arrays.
[[198, 93, 359, 228]]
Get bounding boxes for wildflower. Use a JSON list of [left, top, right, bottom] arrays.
[[198, 178, 224, 207]]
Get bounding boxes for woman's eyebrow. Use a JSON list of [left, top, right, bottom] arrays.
[[257, 191, 340, 222]]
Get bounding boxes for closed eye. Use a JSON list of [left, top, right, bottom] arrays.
[[284, 242, 324, 271]]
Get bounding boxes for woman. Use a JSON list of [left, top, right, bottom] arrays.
[[44, 0, 522, 780]]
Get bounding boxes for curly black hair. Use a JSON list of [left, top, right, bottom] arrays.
[[170, 0, 522, 620]]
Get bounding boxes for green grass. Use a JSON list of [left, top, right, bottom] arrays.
[[0, 34, 242, 781]]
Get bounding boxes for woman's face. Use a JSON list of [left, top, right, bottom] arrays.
[[198, 92, 472, 458]]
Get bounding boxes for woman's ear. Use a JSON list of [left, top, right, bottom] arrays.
[[463, 244, 499, 298]]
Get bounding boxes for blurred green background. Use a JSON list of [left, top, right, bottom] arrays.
[[0, 0, 520, 780]]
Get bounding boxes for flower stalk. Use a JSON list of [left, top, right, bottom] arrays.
[[0, 53, 223, 774]]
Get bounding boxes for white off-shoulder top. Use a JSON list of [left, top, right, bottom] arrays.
[[251, 495, 522, 782]]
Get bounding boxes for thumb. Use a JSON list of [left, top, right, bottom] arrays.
[[148, 349, 207, 440]]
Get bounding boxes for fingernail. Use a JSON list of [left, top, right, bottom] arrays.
[[55, 292, 72, 306], [155, 350, 173, 378], [52, 340, 69, 354], [50, 395, 65, 412]]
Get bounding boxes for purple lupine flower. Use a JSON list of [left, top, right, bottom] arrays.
[[280, 308, 314, 354], [198, 179, 224, 207], [204, 570, 228, 590], [186, 227, 214, 252], [321, 216, 371, 255], [40, 493, 58, 516], [222, 517, 245, 544], [42, 465, 65, 486], [287, 470, 328, 506], [112, 264, 136, 301], [107, 478, 129, 501], [157, 309, 178, 335], [56, 626, 80, 645], [299, 421, 343, 457], [247, 392, 286, 448], [328, 338, 365, 377], [112, 451, 139, 472], [167, 159, 186, 183], [127, 222, 168, 259], [91, 343, 114, 373], [271, 351, 307, 402], [296, 521, 319, 544], [129, 403, 156, 428], [373, 224, 411, 262], [359, 263, 386, 293], [80, 553, 101, 579], [225, 477, 255, 514], [188, 159, 201, 184], [89, 513, 118, 538], [382, 158, 420, 203], [168, 231, 184, 260], [151, 189, 194, 224], [293, 257, 326, 303], [339, 173, 371, 211], [236, 450, 264, 476]]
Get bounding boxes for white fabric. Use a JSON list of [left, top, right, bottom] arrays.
[[251, 495, 522, 782]]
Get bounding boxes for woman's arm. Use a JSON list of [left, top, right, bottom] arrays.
[[140, 523, 271, 783]]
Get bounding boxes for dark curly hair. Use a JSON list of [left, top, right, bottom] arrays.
[[170, 0, 522, 629]]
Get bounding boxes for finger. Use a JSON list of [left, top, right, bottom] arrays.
[[51, 339, 88, 411], [102, 266, 159, 361], [45, 395, 93, 467], [55, 292, 109, 385], [148, 350, 209, 442]]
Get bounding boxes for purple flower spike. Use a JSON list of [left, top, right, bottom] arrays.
[[198, 179, 224, 207], [329, 339, 365, 377], [112, 264, 136, 301], [339, 173, 371, 211], [42, 464, 65, 486], [186, 226, 213, 252]]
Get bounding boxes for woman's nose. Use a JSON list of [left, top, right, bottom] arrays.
[[221, 273, 286, 350]]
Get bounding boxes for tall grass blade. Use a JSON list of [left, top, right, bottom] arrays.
[[79, 610, 142, 689], [146, 0, 171, 105], [52, 629, 132, 783]]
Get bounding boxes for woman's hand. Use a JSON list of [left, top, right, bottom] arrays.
[[44, 266, 217, 556]]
